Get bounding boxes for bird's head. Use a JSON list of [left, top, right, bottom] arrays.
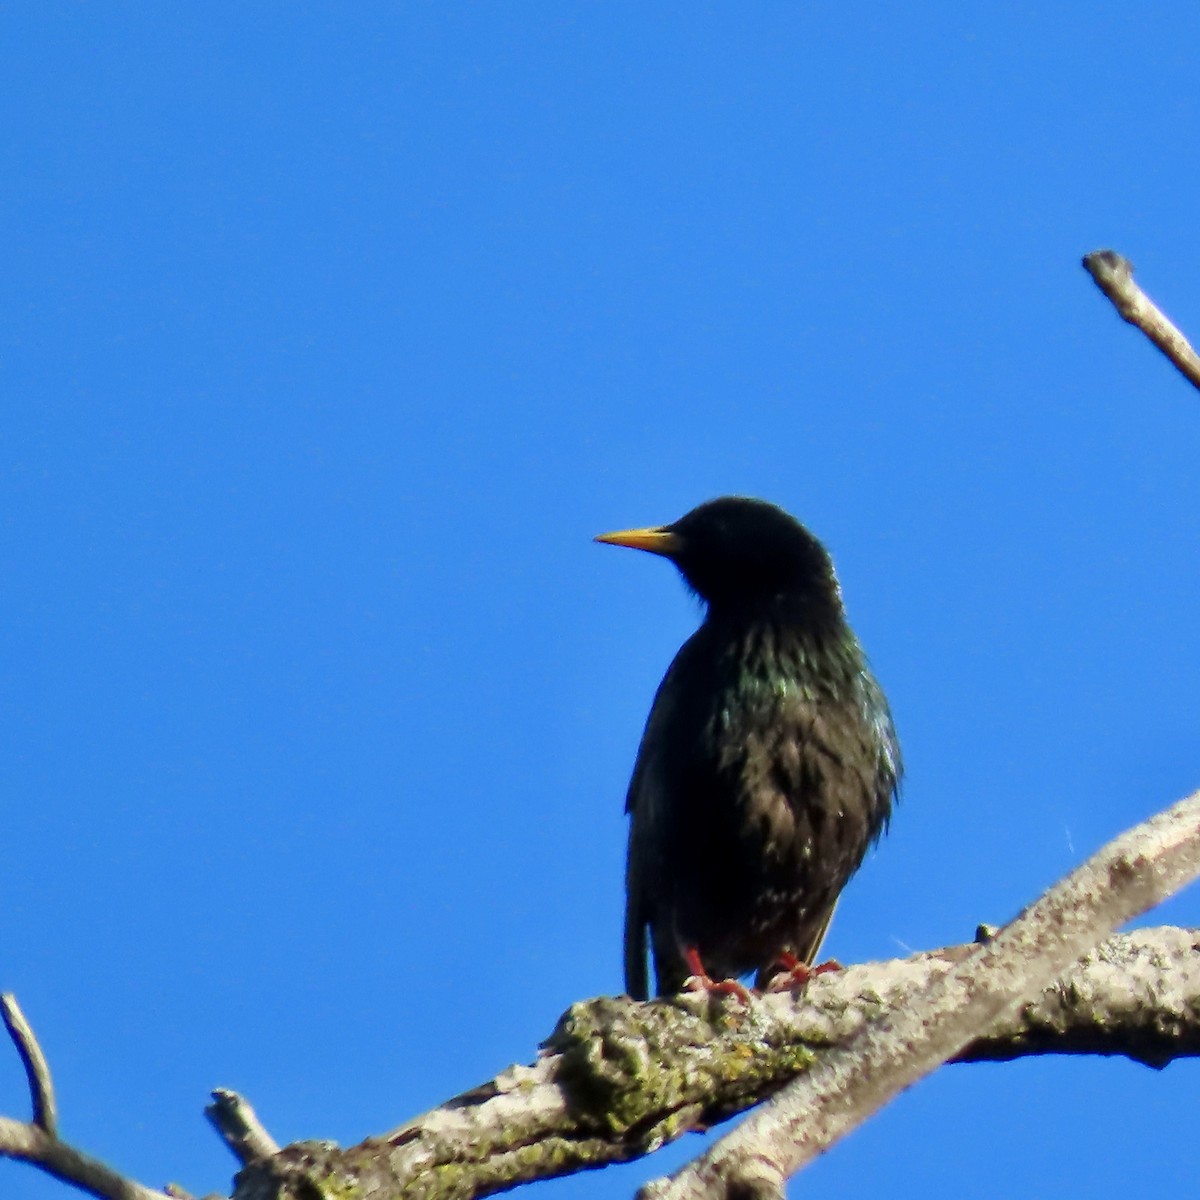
[[596, 496, 841, 614]]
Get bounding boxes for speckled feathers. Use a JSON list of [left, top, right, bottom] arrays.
[[597, 497, 900, 999]]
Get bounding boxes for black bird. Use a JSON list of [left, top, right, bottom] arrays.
[[596, 496, 901, 999]]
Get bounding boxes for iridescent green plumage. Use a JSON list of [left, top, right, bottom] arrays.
[[598, 497, 901, 999]]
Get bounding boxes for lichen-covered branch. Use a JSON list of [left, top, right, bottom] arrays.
[[1083, 249, 1200, 392], [229, 925, 1200, 1200], [4, 925, 1200, 1200], [7, 798, 1200, 1200], [648, 786, 1200, 1200]]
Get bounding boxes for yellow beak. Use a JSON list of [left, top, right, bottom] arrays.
[[594, 525, 681, 557]]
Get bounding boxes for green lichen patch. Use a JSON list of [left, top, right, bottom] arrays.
[[547, 996, 819, 1143]]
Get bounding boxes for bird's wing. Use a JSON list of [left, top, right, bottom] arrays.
[[622, 650, 693, 999], [623, 817, 650, 1000], [623, 694, 669, 1000], [624, 643, 705, 998]]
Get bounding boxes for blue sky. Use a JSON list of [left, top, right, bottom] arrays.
[[4, 6, 1200, 1198]]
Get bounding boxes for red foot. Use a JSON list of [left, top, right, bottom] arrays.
[[681, 946, 753, 1003], [765, 952, 844, 992]]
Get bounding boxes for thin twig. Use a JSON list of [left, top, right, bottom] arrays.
[[1082, 249, 1200, 392], [0, 1118, 171, 1200], [1, 993, 58, 1136], [0, 996, 172, 1200], [644, 787, 1200, 1200], [206, 1089, 280, 1165]]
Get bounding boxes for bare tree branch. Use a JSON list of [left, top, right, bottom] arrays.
[[0, 994, 171, 1200], [2, 994, 58, 1136], [0, 1121, 171, 1200], [1082, 249, 1200, 391], [644, 787, 1200, 1200], [230, 928, 1200, 1200], [5, 931, 1200, 1200], [8, 796, 1200, 1200], [206, 1090, 280, 1167]]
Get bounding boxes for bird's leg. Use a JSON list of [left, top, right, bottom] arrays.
[[764, 951, 845, 991], [681, 946, 754, 1003]]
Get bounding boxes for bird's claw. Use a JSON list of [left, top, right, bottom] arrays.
[[683, 973, 754, 1004], [765, 953, 844, 992], [681, 946, 754, 1003]]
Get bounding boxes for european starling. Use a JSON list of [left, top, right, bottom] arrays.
[[596, 496, 901, 999]]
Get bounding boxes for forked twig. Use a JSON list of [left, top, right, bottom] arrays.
[[0, 993, 171, 1200], [2, 994, 57, 1136]]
